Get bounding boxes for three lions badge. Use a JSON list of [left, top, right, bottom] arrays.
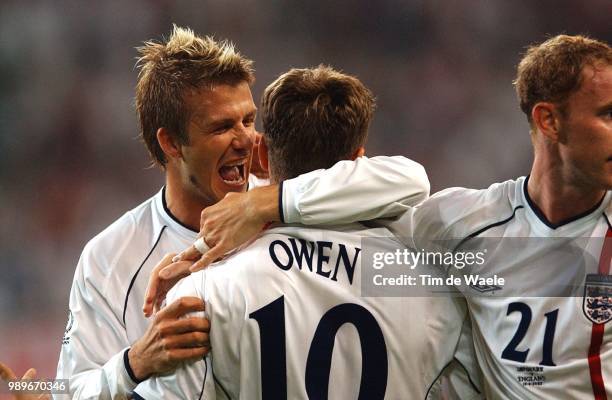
[[583, 274, 612, 324]]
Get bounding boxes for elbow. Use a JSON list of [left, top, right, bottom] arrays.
[[402, 162, 430, 204], [416, 165, 431, 202]]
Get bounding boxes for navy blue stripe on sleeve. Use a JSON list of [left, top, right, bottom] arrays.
[[278, 181, 286, 223]]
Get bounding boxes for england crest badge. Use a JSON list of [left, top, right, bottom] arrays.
[[583, 274, 612, 324]]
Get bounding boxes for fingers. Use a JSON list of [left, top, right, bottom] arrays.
[[159, 261, 193, 280], [148, 261, 194, 316], [170, 317, 210, 334], [157, 317, 210, 338], [158, 297, 205, 319], [168, 347, 209, 362], [161, 332, 210, 350], [173, 245, 202, 263], [193, 237, 210, 255], [153, 289, 168, 316], [143, 253, 177, 317], [190, 244, 226, 272], [143, 276, 159, 317], [22, 368, 37, 380], [0, 361, 17, 381]]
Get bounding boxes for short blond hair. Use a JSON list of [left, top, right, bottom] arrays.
[[514, 34, 612, 124], [135, 25, 255, 166]]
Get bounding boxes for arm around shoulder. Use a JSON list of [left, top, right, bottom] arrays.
[[281, 156, 430, 225]]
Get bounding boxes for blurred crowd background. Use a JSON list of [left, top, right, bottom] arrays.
[[0, 0, 610, 379]]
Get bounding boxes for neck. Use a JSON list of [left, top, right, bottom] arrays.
[[528, 155, 605, 226], [164, 172, 212, 231]]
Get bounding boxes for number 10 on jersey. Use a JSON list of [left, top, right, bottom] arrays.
[[250, 296, 389, 399]]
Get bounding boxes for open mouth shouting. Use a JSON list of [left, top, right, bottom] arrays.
[[219, 158, 248, 187]]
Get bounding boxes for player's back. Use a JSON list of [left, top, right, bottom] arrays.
[[190, 223, 471, 399]]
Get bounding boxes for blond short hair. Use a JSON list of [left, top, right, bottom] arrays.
[[514, 34, 612, 124], [135, 25, 255, 166]]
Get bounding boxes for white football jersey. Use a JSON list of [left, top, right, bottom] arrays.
[[55, 156, 430, 399], [385, 176, 612, 399], [134, 223, 482, 400]]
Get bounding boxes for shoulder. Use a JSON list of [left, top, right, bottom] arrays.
[[199, 225, 354, 285], [605, 195, 612, 223], [415, 178, 523, 240], [204, 238, 271, 283], [77, 195, 160, 285]]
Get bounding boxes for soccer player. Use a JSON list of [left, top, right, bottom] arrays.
[[392, 34, 612, 399], [134, 65, 482, 399], [170, 34, 612, 399], [56, 26, 431, 399], [54, 26, 255, 399]]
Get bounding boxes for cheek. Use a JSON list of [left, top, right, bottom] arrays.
[[565, 122, 605, 154], [181, 150, 215, 183]]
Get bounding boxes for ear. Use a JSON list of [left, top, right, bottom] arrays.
[[531, 102, 562, 143], [156, 128, 183, 160], [350, 147, 365, 160], [258, 135, 270, 172]]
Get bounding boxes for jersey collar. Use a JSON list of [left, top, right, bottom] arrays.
[[154, 187, 199, 240], [521, 176, 611, 235]]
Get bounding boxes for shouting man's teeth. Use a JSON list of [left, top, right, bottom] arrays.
[[219, 161, 245, 185]]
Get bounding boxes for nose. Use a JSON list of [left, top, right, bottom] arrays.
[[232, 124, 254, 151]]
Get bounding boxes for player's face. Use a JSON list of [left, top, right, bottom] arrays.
[[179, 81, 256, 206], [559, 63, 612, 190]]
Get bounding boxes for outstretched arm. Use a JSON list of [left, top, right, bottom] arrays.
[[280, 155, 429, 224], [196, 155, 428, 267], [143, 156, 429, 315]]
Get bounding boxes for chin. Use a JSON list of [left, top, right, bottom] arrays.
[[213, 181, 247, 200]]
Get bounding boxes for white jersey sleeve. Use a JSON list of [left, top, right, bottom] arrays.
[[55, 242, 138, 400], [381, 183, 511, 251], [281, 156, 430, 225]]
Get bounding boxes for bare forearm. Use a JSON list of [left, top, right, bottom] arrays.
[[245, 184, 281, 223]]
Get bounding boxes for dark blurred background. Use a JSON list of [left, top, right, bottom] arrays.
[[0, 0, 610, 378]]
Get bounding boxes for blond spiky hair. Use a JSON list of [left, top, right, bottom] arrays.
[[135, 25, 255, 166]]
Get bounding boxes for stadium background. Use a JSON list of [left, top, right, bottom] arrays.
[[0, 0, 610, 380]]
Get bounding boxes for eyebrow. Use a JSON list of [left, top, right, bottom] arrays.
[[596, 101, 612, 112], [209, 118, 235, 126], [203, 110, 258, 129]]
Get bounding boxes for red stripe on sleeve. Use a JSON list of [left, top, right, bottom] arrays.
[[598, 227, 612, 275], [588, 227, 611, 399], [588, 323, 608, 400]]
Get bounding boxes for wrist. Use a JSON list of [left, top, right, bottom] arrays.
[[249, 185, 281, 223], [126, 347, 149, 383]]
